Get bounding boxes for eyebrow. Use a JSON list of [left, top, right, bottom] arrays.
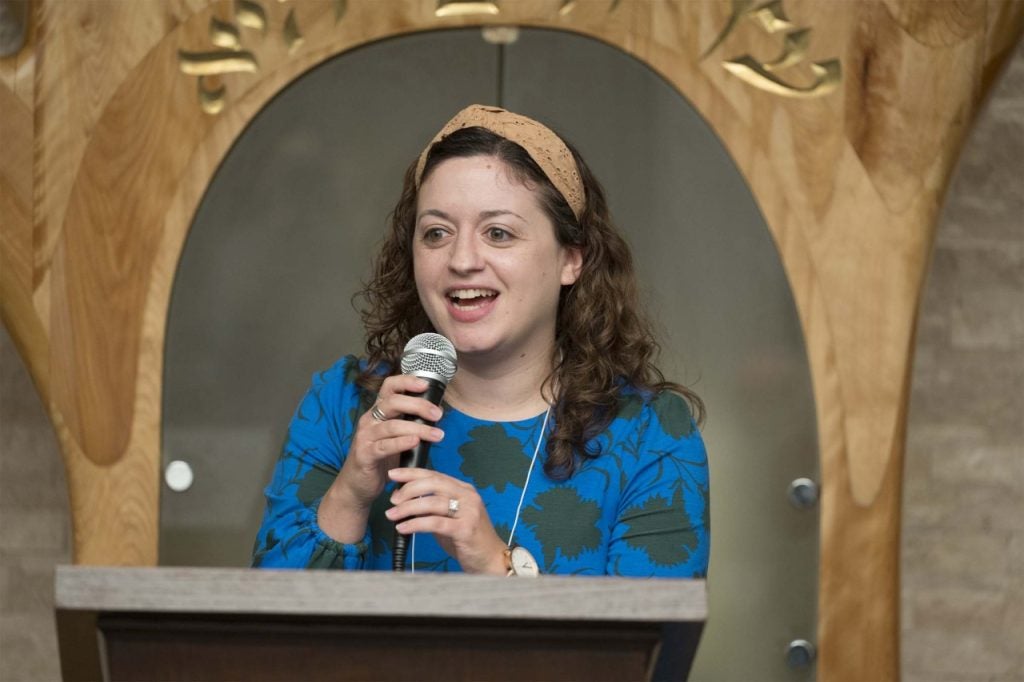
[[417, 208, 526, 223]]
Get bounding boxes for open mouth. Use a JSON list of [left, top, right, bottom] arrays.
[[448, 288, 498, 310]]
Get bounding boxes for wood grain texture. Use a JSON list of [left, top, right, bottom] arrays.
[[0, 0, 43, 391], [2, 1, 1022, 680], [96, 620, 662, 682], [56, 566, 707, 620]]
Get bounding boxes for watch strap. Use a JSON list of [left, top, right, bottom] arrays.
[[503, 546, 514, 577]]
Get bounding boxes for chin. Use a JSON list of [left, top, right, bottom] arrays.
[[447, 337, 498, 357]]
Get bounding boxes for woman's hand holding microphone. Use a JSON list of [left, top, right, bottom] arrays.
[[386, 467, 508, 575], [316, 374, 444, 544], [317, 371, 507, 575]]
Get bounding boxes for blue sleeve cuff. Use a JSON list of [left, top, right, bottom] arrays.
[[307, 497, 371, 570]]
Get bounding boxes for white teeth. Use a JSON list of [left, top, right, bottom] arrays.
[[449, 288, 497, 300]]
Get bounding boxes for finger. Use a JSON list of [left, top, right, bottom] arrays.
[[371, 434, 421, 458], [372, 419, 444, 442], [385, 495, 453, 523], [350, 428, 442, 471], [372, 393, 444, 423], [387, 466, 461, 484], [377, 374, 431, 399], [394, 515, 456, 537], [389, 473, 472, 507], [387, 469, 451, 498], [388, 475, 447, 505], [356, 419, 442, 453]]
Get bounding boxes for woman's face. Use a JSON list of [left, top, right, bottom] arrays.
[[413, 155, 582, 365]]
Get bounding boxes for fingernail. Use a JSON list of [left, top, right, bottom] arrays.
[[432, 407, 443, 420], [387, 469, 398, 479], [432, 428, 444, 440], [384, 508, 396, 519]]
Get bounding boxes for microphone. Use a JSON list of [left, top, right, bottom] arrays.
[[393, 333, 457, 571], [397, 333, 458, 468]]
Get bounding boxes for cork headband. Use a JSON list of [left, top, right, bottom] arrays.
[[414, 105, 585, 221]]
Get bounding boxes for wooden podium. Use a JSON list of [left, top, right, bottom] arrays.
[[55, 566, 706, 681]]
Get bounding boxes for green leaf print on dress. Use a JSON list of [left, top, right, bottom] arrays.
[[620, 486, 697, 567], [294, 462, 337, 506], [493, 522, 513, 545], [652, 392, 694, 438], [251, 528, 279, 567], [616, 393, 644, 421], [459, 424, 530, 493], [522, 487, 602, 567]]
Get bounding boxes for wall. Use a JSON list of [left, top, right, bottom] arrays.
[[0, 324, 70, 681], [901, 42, 1024, 682]]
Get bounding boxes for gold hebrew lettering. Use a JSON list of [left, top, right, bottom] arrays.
[[178, 50, 259, 76], [435, 1, 500, 18], [701, 0, 841, 98], [235, 0, 268, 33], [722, 56, 840, 98], [334, 0, 348, 23], [210, 18, 242, 50], [701, 0, 756, 60], [559, 0, 577, 16], [749, 0, 793, 33], [283, 7, 304, 53], [762, 27, 809, 72], [198, 76, 227, 115], [701, 0, 795, 59]]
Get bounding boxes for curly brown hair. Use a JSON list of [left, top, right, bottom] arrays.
[[356, 126, 703, 479]]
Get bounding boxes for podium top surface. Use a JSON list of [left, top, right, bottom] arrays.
[[56, 565, 706, 623]]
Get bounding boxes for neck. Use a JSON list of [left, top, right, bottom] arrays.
[[444, 349, 556, 421]]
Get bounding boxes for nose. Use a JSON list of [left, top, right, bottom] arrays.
[[448, 230, 484, 274]]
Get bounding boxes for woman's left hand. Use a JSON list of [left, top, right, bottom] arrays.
[[385, 468, 508, 575]]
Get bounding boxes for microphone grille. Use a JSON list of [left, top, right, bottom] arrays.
[[401, 333, 457, 384]]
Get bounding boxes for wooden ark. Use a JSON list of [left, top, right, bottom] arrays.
[[1, 1, 1021, 680]]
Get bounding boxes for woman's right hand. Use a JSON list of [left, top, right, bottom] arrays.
[[316, 374, 445, 543]]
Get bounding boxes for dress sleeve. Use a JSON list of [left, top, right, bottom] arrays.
[[251, 356, 372, 569], [607, 392, 710, 578]]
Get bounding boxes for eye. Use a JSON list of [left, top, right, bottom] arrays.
[[485, 226, 513, 242], [421, 226, 448, 244]]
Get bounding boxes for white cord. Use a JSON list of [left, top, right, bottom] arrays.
[[410, 532, 417, 574], [507, 404, 552, 547]]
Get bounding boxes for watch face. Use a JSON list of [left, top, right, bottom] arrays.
[[510, 546, 540, 577]]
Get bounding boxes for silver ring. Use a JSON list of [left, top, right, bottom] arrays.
[[447, 498, 460, 518], [370, 404, 388, 422]]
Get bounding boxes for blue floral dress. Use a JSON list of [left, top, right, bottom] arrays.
[[253, 356, 709, 577]]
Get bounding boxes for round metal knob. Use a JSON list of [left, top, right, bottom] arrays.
[[786, 639, 816, 668], [787, 477, 819, 509], [481, 26, 519, 45], [164, 460, 194, 492]]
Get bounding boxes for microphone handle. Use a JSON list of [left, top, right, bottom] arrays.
[[393, 376, 446, 572], [398, 377, 446, 468]]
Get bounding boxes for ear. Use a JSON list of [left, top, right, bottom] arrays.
[[560, 247, 583, 286]]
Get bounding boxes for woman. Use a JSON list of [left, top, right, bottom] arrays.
[[252, 105, 709, 577]]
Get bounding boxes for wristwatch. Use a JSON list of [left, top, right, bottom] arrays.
[[503, 544, 540, 577]]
